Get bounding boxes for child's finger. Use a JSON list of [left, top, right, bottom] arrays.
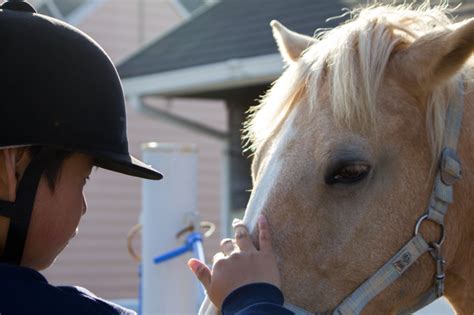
[[188, 259, 211, 291], [258, 214, 273, 253], [212, 252, 226, 264], [220, 238, 237, 256], [234, 224, 255, 252]]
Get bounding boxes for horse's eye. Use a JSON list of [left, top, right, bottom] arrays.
[[325, 163, 371, 185]]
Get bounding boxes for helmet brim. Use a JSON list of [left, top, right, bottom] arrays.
[[94, 152, 163, 180]]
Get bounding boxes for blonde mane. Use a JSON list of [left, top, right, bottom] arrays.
[[244, 2, 473, 159]]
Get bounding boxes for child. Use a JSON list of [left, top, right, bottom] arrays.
[[0, 1, 291, 314]]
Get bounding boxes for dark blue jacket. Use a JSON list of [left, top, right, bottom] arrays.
[[0, 264, 134, 315], [222, 283, 294, 315], [0, 264, 293, 314]]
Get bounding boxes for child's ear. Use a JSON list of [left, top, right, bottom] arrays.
[[0, 148, 31, 201], [1, 149, 19, 201]]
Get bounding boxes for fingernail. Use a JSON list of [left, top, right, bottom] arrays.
[[188, 259, 199, 273], [258, 214, 266, 225]]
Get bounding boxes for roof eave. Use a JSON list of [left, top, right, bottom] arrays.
[[121, 54, 284, 98]]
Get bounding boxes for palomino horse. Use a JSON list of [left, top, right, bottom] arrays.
[[200, 3, 473, 314]]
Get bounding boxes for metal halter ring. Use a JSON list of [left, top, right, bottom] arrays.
[[414, 214, 446, 247]]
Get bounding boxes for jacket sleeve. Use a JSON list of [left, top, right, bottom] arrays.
[[221, 283, 295, 315]]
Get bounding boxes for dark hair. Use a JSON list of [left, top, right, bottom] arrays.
[[28, 146, 73, 191]]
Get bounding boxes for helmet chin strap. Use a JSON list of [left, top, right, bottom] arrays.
[[0, 148, 54, 265]]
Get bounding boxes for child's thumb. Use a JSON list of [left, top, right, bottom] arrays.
[[188, 259, 211, 290]]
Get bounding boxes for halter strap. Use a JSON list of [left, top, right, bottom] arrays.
[[0, 148, 54, 265], [395, 79, 465, 314], [427, 82, 464, 225], [333, 235, 430, 315], [284, 78, 465, 315]]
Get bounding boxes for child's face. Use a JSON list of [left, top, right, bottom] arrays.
[[21, 153, 93, 270]]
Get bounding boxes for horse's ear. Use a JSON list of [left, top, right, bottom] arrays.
[[395, 18, 473, 91], [271, 20, 316, 64]]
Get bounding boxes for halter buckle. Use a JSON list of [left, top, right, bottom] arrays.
[[440, 148, 461, 186]]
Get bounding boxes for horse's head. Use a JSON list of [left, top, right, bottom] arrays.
[[243, 5, 473, 314]]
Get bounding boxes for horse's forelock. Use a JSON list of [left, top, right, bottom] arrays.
[[243, 62, 309, 153], [245, 2, 472, 162]]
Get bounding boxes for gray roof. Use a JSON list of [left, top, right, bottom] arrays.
[[118, 0, 472, 79], [53, 0, 86, 17], [37, 0, 87, 18], [118, 0, 357, 78], [37, 2, 53, 16], [178, 0, 208, 14]]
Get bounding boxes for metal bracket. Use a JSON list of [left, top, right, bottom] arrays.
[[430, 243, 446, 298]]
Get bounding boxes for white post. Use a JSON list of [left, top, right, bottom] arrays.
[[141, 142, 201, 315], [220, 141, 231, 238]]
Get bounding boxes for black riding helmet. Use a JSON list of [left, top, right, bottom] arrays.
[[0, 0, 163, 264]]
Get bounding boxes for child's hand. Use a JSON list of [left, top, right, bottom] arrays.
[[188, 214, 280, 309]]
